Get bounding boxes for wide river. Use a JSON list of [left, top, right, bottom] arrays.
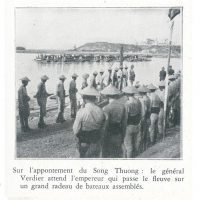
[[16, 53, 181, 110]]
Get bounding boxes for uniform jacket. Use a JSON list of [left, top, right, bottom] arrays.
[[69, 79, 78, 100]]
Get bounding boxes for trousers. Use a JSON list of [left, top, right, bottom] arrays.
[[149, 113, 159, 144], [124, 124, 140, 158]]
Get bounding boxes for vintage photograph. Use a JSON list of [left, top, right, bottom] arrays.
[[16, 8, 182, 159]]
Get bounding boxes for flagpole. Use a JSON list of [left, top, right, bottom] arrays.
[[163, 20, 174, 140]]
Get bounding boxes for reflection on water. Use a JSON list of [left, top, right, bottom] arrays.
[[16, 53, 181, 108]]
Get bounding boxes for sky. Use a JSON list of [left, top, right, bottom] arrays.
[[15, 8, 182, 50]]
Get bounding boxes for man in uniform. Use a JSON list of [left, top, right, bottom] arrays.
[[35, 75, 52, 128], [122, 85, 142, 158], [73, 85, 105, 158], [90, 71, 98, 89], [56, 75, 68, 123], [112, 67, 119, 88], [69, 73, 78, 118], [117, 66, 123, 90], [168, 65, 175, 75], [123, 66, 128, 88], [101, 84, 126, 158], [81, 73, 89, 89], [148, 84, 161, 145], [129, 65, 135, 85], [157, 81, 165, 139], [159, 67, 166, 81], [103, 67, 112, 87], [138, 85, 151, 151], [96, 69, 105, 90], [18, 77, 31, 132]]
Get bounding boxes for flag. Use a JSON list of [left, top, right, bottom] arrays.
[[168, 8, 180, 20]]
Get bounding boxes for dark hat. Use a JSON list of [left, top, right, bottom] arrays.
[[20, 76, 30, 82], [41, 75, 49, 80], [59, 75, 66, 80]]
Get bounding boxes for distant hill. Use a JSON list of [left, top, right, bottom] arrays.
[[75, 42, 181, 57]]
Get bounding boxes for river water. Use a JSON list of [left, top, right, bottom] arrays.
[[16, 53, 181, 110]]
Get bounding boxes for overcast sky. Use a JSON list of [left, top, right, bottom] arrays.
[[16, 8, 182, 50]]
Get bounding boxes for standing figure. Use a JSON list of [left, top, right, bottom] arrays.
[[129, 65, 135, 85], [112, 67, 119, 88], [101, 84, 126, 158], [18, 77, 31, 132], [122, 86, 142, 158], [35, 75, 52, 128], [73, 86, 105, 158], [56, 75, 68, 123], [157, 81, 165, 139], [168, 65, 175, 75], [117, 66, 123, 90], [96, 69, 105, 90], [159, 67, 166, 81], [138, 85, 151, 151], [81, 73, 89, 89], [148, 84, 161, 145], [103, 67, 112, 86], [123, 66, 128, 88], [69, 73, 78, 118], [90, 71, 98, 89]]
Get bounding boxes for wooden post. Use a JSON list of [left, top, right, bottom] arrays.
[[163, 21, 174, 140], [120, 45, 124, 67]]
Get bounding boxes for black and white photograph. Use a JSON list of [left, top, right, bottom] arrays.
[[15, 7, 182, 159]]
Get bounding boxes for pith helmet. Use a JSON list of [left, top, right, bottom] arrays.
[[79, 85, 100, 96], [148, 83, 157, 90], [72, 73, 78, 78], [122, 86, 138, 94], [108, 66, 112, 71], [41, 75, 49, 80], [159, 81, 166, 87], [115, 67, 119, 71], [168, 75, 176, 80], [20, 76, 30, 82], [93, 71, 98, 75], [101, 84, 121, 96], [59, 75, 66, 80], [119, 65, 123, 69], [138, 85, 149, 93], [82, 73, 89, 79], [100, 69, 104, 73]]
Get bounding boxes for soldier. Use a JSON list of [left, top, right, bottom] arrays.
[[90, 71, 98, 89], [69, 73, 78, 118], [101, 84, 126, 158], [117, 66, 123, 90], [157, 81, 165, 139], [81, 73, 89, 89], [103, 67, 112, 86], [122, 86, 142, 158], [73, 86, 105, 158], [96, 69, 105, 90], [159, 67, 166, 81], [18, 77, 31, 132], [138, 85, 151, 151], [112, 67, 119, 88], [168, 65, 175, 75], [35, 75, 52, 128], [148, 84, 161, 145], [56, 75, 68, 123], [123, 66, 128, 87], [129, 65, 135, 85]]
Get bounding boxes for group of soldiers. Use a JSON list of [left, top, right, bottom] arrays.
[[18, 64, 181, 158]]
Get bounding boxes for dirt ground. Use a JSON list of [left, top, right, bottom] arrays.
[[16, 106, 181, 159]]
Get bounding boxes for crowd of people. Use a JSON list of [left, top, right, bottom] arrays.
[[17, 64, 181, 158]]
